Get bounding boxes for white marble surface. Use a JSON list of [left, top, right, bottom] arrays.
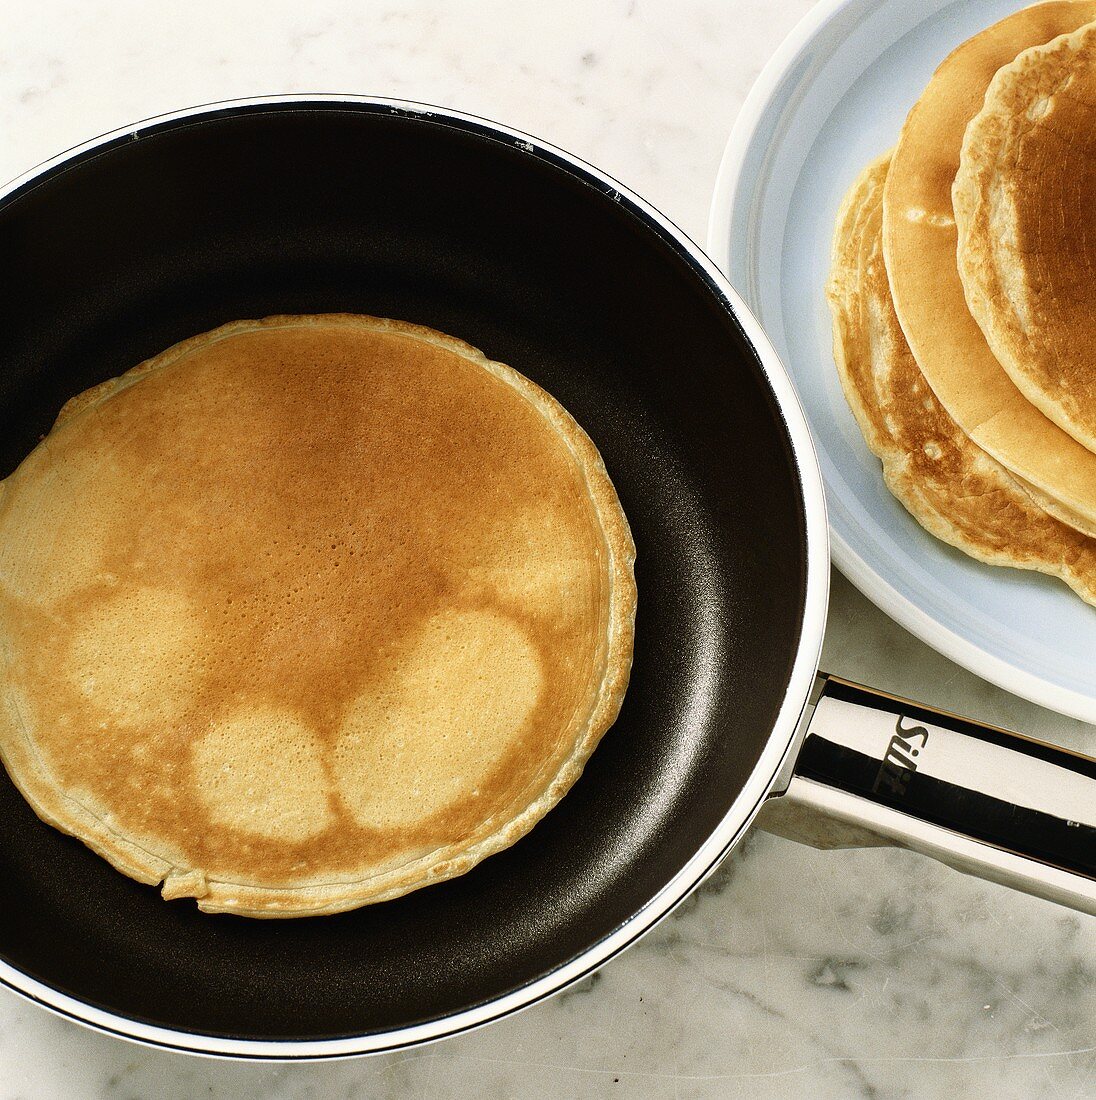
[[1, 1, 1094, 1097]]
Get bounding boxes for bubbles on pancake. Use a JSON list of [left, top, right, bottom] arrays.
[[191, 706, 333, 842], [1028, 95, 1052, 122], [64, 585, 203, 725], [333, 609, 544, 831]]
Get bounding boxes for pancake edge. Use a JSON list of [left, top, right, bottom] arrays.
[[828, 154, 1096, 608], [0, 313, 638, 918], [881, 0, 1096, 531], [953, 18, 1096, 455]]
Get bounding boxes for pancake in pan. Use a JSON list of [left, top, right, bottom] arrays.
[[883, 0, 1096, 531], [0, 314, 637, 917], [955, 20, 1096, 455], [828, 153, 1096, 606]]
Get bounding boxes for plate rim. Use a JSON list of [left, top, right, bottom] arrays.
[[705, 0, 1096, 726]]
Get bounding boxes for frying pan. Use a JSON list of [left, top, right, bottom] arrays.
[[0, 96, 1093, 1059]]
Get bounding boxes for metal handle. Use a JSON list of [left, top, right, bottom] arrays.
[[758, 674, 1096, 916]]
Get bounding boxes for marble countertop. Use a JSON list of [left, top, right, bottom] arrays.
[[2, 1, 1094, 1096]]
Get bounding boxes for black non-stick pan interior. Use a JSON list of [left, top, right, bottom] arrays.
[[0, 103, 807, 1043]]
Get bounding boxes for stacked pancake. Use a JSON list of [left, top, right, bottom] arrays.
[[828, 2, 1096, 604], [0, 315, 636, 917]]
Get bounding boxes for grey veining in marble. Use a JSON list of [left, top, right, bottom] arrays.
[[1, 1, 1094, 1097]]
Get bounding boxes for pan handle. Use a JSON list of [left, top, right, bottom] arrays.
[[758, 674, 1096, 916]]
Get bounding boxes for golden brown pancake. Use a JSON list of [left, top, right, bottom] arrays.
[[883, 0, 1096, 531], [0, 314, 636, 917], [828, 152, 1096, 605], [955, 20, 1096, 454]]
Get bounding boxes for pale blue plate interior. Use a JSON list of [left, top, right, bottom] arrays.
[[719, 0, 1096, 719]]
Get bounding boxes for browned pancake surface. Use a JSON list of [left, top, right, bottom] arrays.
[[0, 315, 636, 915], [828, 154, 1096, 605], [955, 20, 1096, 453], [882, 0, 1096, 528]]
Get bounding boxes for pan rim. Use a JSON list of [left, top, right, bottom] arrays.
[[0, 93, 830, 1059]]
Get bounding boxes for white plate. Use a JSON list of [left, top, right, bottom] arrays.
[[708, 0, 1096, 723]]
